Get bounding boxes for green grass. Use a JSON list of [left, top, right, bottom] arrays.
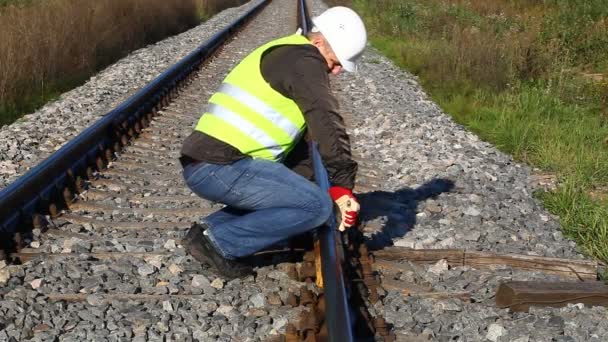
[[437, 83, 608, 263], [540, 182, 608, 262], [339, 0, 608, 263], [0, 75, 88, 126], [0, 0, 33, 7]]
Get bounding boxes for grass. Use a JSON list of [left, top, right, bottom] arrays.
[[0, 0, 245, 127], [327, 0, 608, 264], [0, 0, 31, 6], [0, 76, 88, 125], [196, 0, 247, 20]]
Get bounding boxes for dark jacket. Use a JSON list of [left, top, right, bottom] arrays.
[[180, 43, 357, 189]]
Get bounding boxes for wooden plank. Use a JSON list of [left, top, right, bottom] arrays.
[[116, 152, 180, 167], [465, 251, 598, 280], [412, 291, 471, 302], [102, 169, 176, 182], [372, 247, 465, 266], [14, 252, 169, 262], [82, 189, 199, 205], [89, 179, 186, 194], [395, 333, 439, 342], [60, 214, 192, 230], [128, 195, 201, 205], [372, 259, 418, 274], [381, 279, 470, 302], [48, 293, 205, 303], [496, 281, 608, 312], [112, 160, 178, 173], [381, 278, 432, 293], [82, 189, 121, 201], [372, 248, 599, 280], [70, 202, 211, 217], [16, 247, 305, 262], [44, 231, 163, 244], [373, 260, 435, 291]]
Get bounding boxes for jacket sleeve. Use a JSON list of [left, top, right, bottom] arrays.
[[284, 50, 358, 189]]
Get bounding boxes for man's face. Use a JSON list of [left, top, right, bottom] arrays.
[[316, 38, 343, 75]]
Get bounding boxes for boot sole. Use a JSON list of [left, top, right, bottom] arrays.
[[185, 243, 214, 268]]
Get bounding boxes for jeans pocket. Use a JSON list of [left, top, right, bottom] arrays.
[[184, 163, 213, 184], [186, 163, 240, 203]]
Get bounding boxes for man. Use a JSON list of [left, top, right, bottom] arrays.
[[180, 7, 367, 279]]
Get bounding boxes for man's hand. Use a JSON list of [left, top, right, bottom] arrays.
[[328, 186, 360, 231]]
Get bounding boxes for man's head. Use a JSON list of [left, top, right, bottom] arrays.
[[308, 32, 343, 75], [308, 7, 367, 75]]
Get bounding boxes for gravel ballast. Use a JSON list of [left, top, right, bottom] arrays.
[[1, 0, 607, 341]]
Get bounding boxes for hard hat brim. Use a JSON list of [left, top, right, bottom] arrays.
[[337, 56, 356, 73]]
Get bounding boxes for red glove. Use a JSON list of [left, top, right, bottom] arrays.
[[328, 186, 360, 231]]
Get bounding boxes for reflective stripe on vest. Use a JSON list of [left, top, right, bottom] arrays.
[[207, 103, 284, 159], [215, 83, 301, 139], [194, 34, 310, 162]]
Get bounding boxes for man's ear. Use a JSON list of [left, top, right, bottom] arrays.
[[310, 35, 324, 49]]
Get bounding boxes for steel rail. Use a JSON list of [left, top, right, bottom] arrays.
[[0, 0, 270, 235], [298, 0, 355, 340], [311, 142, 355, 342]]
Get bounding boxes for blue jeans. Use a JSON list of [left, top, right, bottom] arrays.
[[182, 158, 333, 259]]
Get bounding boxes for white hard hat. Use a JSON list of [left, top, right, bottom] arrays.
[[312, 7, 367, 72]]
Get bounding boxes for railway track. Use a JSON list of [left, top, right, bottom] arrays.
[[2, 0, 608, 341], [0, 0, 389, 341]]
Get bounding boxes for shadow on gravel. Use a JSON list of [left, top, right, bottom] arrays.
[[243, 179, 454, 268], [356, 178, 455, 251]]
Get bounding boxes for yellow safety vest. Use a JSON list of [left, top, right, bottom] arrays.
[[195, 34, 311, 162]]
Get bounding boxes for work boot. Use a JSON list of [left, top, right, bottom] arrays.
[[182, 222, 253, 279], [182, 222, 209, 264], [182, 222, 207, 246]]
